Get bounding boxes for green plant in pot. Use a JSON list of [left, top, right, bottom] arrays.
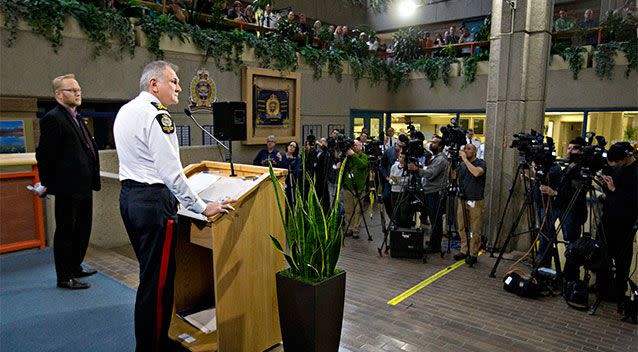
[[267, 158, 347, 352]]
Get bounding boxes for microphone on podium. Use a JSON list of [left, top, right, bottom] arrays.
[[184, 108, 237, 177], [184, 108, 229, 151]]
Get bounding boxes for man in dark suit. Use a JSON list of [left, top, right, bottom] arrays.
[[36, 74, 101, 290]]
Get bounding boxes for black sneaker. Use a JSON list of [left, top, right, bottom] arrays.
[[465, 256, 477, 265], [453, 252, 468, 261]]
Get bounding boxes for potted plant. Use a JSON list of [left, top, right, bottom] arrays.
[[267, 159, 348, 352]]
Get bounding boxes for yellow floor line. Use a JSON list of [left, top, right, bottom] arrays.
[[387, 251, 484, 306]]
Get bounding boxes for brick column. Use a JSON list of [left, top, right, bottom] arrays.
[[484, 0, 553, 251]]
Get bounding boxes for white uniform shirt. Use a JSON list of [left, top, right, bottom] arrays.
[[113, 91, 206, 214]]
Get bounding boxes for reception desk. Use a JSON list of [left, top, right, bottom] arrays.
[[0, 153, 45, 253]]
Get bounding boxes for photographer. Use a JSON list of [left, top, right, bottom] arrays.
[[408, 136, 449, 253], [389, 151, 411, 227], [342, 140, 369, 239], [380, 137, 403, 217], [539, 137, 588, 245], [599, 142, 638, 316], [452, 144, 486, 265]]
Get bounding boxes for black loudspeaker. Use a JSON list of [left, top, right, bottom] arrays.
[[213, 101, 247, 141], [390, 227, 424, 259]]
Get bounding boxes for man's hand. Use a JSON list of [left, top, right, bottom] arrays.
[[407, 162, 419, 171], [202, 198, 237, 217], [277, 152, 282, 161], [346, 148, 355, 156], [460, 149, 468, 162], [450, 169, 457, 180], [601, 175, 615, 192], [539, 185, 557, 196]]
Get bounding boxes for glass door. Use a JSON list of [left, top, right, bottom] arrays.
[[350, 110, 384, 139]]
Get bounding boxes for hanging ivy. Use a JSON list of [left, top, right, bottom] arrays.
[[562, 45, 585, 80], [593, 43, 618, 80], [414, 57, 440, 88], [190, 27, 247, 72], [619, 39, 637, 77], [299, 46, 328, 80], [139, 12, 186, 59], [252, 32, 298, 72], [462, 55, 478, 89], [327, 49, 345, 83], [385, 61, 411, 93], [439, 56, 457, 86]]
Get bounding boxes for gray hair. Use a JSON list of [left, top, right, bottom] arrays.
[[139, 61, 178, 92]]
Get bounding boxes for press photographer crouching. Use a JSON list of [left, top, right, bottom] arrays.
[[452, 144, 487, 266], [408, 135, 449, 254], [598, 142, 638, 317], [341, 139, 369, 239]]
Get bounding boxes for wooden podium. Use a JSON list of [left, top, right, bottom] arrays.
[[168, 161, 287, 351]]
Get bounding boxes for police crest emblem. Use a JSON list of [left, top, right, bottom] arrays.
[[155, 113, 175, 134], [189, 68, 217, 112]]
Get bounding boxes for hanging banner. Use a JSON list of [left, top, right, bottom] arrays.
[[254, 87, 289, 127]]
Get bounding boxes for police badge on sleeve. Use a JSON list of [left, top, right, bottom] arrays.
[[155, 113, 175, 134]]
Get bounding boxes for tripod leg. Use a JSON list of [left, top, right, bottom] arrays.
[[490, 164, 522, 257], [489, 196, 530, 277]]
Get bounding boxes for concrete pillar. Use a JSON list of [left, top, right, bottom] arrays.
[[484, 0, 553, 251]]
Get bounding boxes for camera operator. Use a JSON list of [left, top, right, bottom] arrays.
[[598, 142, 638, 316], [408, 135, 449, 253], [315, 137, 334, 213], [532, 160, 562, 267], [380, 136, 404, 217], [539, 137, 588, 245], [341, 140, 369, 239], [451, 144, 487, 265], [389, 151, 411, 227]]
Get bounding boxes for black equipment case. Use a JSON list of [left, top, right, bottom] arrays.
[[390, 227, 424, 259]]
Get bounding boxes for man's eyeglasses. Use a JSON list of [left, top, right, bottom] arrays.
[[58, 88, 82, 94]]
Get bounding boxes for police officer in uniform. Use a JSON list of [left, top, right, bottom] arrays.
[[114, 61, 234, 351]]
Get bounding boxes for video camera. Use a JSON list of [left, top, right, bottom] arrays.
[[398, 133, 425, 167], [440, 122, 467, 166], [327, 133, 354, 160], [364, 138, 383, 160], [510, 129, 557, 180], [570, 132, 608, 180]]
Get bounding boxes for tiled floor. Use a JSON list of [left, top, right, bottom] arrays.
[[84, 207, 638, 352]]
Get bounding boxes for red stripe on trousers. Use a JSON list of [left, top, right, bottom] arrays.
[[155, 219, 174, 350]]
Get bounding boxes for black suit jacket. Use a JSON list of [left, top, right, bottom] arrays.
[[36, 104, 100, 196]]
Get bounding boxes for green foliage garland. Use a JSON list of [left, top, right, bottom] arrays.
[[439, 56, 457, 86], [139, 12, 186, 59], [251, 32, 298, 72], [327, 49, 345, 82], [414, 57, 440, 88], [392, 26, 424, 63], [593, 43, 617, 80], [189, 27, 247, 72], [300, 46, 328, 80], [462, 55, 478, 89], [619, 40, 637, 77], [562, 46, 585, 80], [385, 61, 411, 93]]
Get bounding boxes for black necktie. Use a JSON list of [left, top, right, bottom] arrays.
[[267, 16, 270, 27]]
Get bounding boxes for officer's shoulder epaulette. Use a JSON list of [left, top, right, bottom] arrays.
[[155, 113, 175, 134], [150, 101, 169, 112]]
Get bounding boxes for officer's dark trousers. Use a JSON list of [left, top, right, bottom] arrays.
[[120, 181, 178, 352], [53, 193, 93, 282]]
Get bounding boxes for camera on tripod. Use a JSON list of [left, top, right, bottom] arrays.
[[570, 132, 608, 180], [440, 123, 467, 166], [329, 133, 354, 160], [364, 138, 383, 160], [398, 133, 425, 166]]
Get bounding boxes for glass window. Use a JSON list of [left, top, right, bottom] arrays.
[[459, 113, 487, 143], [176, 125, 191, 146], [587, 111, 638, 144], [353, 117, 364, 138], [390, 113, 456, 140], [544, 112, 584, 159]]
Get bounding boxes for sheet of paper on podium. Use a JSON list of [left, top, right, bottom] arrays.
[[177, 171, 269, 221]]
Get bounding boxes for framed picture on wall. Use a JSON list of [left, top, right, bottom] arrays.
[[302, 125, 322, 142], [0, 120, 26, 153], [242, 67, 301, 145], [328, 124, 345, 135]]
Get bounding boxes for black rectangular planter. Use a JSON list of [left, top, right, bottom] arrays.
[[276, 270, 346, 352]]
